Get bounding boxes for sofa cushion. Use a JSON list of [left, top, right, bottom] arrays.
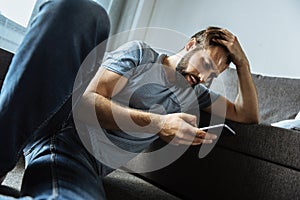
[[211, 67, 300, 124]]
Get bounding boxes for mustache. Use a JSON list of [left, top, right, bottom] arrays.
[[176, 65, 213, 88], [175, 65, 185, 73], [176, 65, 200, 88]]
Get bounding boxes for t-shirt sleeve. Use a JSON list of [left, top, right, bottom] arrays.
[[101, 41, 143, 78], [193, 84, 220, 109]]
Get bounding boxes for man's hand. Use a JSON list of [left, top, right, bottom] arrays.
[[157, 113, 217, 145], [211, 28, 249, 68]]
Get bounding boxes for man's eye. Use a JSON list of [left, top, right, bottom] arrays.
[[209, 73, 217, 79], [205, 73, 217, 88], [203, 60, 214, 71], [204, 63, 211, 70]]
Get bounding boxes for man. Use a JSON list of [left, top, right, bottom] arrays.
[[77, 27, 259, 156]]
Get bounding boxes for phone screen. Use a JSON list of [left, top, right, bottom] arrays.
[[199, 124, 236, 135]]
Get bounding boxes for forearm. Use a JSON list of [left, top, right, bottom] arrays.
[[234, 63, 259, 123], [80, 92, 162, 133]]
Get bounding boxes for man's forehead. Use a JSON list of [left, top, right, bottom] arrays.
[[208, 45, 229, 57], [192, 49, 210, 59]]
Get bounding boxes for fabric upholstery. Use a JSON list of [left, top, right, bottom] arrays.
[[211, 67, 300, 124]]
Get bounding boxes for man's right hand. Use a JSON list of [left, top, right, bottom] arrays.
[[157, 113, 217, 145]]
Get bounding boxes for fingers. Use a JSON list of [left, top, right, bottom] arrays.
[[171, 128, 218, 146], [206, 28, 235, 40], [207, 28, 248, 67], [158, 113, 218, 146], [206, 28, 237, 48], [194, 129, 218, 145]]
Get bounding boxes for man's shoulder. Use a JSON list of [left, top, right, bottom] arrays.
[[120, 40, 155, 53], [105, 40, 156, 61], [120, 40, 160, 63]]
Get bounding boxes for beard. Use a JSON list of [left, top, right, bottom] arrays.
[[176, 55, 200, 88], [176, 54, 190, 76]]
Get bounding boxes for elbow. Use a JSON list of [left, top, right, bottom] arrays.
[[239, 112, 259, 124], [232, 107, 259, 124], [73, 92, 99, 125], [247, 117, 259, 124]]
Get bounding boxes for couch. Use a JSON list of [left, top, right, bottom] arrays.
[[133, 68, 300, 199]]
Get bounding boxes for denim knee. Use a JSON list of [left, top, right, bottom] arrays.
[[0, 0, 110, 178], [37, 0, 110, 36]]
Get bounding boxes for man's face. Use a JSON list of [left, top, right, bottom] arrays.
[[176, 46, 230, 88]]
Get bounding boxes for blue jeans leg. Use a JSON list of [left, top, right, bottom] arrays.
[[0, 0, 110, 177], [21, 120, 107, 200]]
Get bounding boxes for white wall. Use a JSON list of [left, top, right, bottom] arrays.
[[144, 0, 300, 78]]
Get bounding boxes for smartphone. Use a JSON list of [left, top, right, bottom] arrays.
[[199, 124, 236, 135]]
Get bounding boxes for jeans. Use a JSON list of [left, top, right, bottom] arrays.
[[0, 0, 110, 199]]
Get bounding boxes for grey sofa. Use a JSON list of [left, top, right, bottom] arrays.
[[135, 68, 300, 199]]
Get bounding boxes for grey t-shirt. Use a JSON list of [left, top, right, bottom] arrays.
[[97, 40, 220, 152]]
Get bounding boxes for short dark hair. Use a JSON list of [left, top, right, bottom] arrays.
[[191, 26, 231, 64]]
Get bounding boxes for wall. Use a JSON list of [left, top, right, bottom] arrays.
[[144, 0, 300, 78], [0, 14, 27, 52]]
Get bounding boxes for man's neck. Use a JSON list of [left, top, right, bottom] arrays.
[[163, 50, 185, 70], [161, 50, 185, 83]]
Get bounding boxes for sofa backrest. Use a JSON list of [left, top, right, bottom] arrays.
[[0, 48, 14, 90], [211, 67, 300, 124]]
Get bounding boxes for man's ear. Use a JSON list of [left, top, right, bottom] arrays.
[[185, 37, 197, 51]]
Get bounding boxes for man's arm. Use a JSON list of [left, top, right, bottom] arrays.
[[78, 67, 217, 145], [204, 29, 259, 123]]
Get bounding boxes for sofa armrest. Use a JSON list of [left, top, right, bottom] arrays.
[[220, 121, 300, 170], [134, 114, 300, 199]]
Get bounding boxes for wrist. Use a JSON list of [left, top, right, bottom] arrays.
[[149, 113, 165, 135], [236, 60, 251, 73], [235, 58, 249, 69]]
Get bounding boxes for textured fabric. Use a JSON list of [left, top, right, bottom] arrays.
[[221, 120, 300, 170], [21, 119, 106, 199], [137, 112, 300, 199], [211, 67, 300, 124]]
